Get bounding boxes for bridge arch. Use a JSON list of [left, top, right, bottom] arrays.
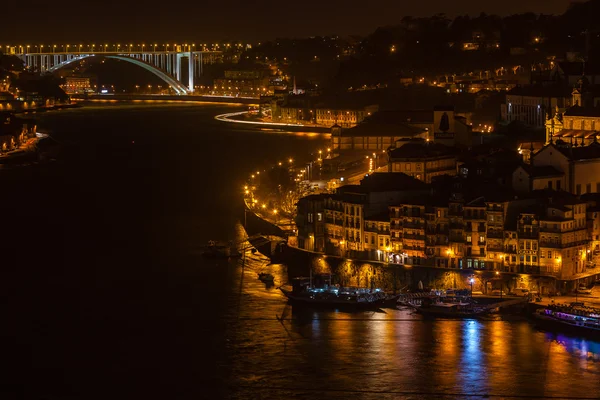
[[47, 54, 190, 95]]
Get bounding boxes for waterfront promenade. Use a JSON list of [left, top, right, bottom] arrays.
[[70, 93, 258, 105]]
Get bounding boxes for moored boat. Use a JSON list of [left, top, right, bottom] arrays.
[[533, 303, 600, 336], [279, 276, 400, 310], [202, 240, 241, 259], [412, 296, 488, 318]]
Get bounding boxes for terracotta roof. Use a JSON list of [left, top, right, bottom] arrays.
[[555, 129, 598, 139]]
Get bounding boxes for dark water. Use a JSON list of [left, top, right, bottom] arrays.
[[2, 103, 599, 400]]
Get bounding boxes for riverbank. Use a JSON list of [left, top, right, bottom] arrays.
[[215, 110, 332, 132], [70, 93, 258, 105], [242, 195, 600, 304]]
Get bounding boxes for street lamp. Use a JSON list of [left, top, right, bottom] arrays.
[[470, 277, 475, 298], [496, 271, 503, 299]]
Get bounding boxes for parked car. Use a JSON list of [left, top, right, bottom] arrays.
[[586, 261, 596, 268], [513, 288, 530, 297], [576, 286, 593, 294], [491, 290, 506, 296]]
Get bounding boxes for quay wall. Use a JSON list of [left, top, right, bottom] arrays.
[[70, 94, 258, 104], [240, 200, 558, 293]]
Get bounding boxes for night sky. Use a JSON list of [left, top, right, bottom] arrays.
[[3, 0, 571, 42]]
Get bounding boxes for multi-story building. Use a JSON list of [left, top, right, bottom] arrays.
[[323, 173, 428, 258], [532, 141, 600, 195], [390, 202, 427, 265], [212, 69, 271, 97], [62, 76, 92, 94], [463, 198, 487, 270], [425, 202, 450, 268], [517, 211, 540, 272], [316, 104, 379, 128], [387, 141, 457, 183], [545, 81, 600, 144], [582, 193, 600, 255], [512, 164, 565, 193], [537, 197, 588, 280], [330, 121, 427, 154], [364, 213, 391, 262], [502, 85, 572, 128], [295, 194, 327, 253], [448, 195, 465, 269]]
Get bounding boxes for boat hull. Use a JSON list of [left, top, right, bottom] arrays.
[[279, 288, 396, 310], [532, 313, 600, 337]]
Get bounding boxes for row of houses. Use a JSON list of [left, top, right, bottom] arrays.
[[0, 113, 36, 152], [296, 171, 599, 286]]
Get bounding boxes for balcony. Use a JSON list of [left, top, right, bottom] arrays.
[[517, 230, 539, 239], [403, 245, 425, 251], [539, 226, 563, 233], [464, 214, 486, 221], [539, 241, 561, 249], [403, 222, 425, 229], [449, 235, 465, 243], [539, 240, 588, 249], [404, 233, 426, 240], [487, 231, 503, 239], [487, 245, 504, 252]]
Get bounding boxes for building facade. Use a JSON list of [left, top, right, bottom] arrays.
[[387, 141, 457, 183], [316, 105, 379, 128]]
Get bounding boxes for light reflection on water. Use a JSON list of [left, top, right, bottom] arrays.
[[229, 230, 600, 399]]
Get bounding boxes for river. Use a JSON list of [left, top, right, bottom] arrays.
[[2, 102, 599, 400]]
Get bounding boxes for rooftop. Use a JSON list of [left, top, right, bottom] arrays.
[[358, 172, 428, 192], [563, 106, 600, 117], [388, 141, 457, 159], [340, 119, 426, 138], [520, 164, 563, 178], [363, 109, 434, 124], [551, 141, 600, 160]]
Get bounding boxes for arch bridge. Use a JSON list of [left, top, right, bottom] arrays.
[[10, 44, 223, 95]]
